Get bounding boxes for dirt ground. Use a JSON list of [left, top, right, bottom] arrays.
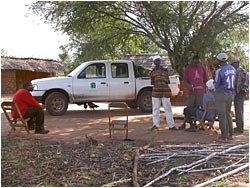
[[1, 95, 249, 145], [1, 95, 249, 187]]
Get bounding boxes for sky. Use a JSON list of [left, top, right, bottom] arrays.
[[0, 0, 69, 60]]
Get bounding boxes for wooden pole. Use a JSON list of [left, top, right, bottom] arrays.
[[194, 163, 249, 187], [133, 147, 140, 187]]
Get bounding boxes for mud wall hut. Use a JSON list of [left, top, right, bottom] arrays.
[[1, 56, 65, 95]]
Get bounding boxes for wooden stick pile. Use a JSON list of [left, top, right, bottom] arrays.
[[137, 143, 249, 187]]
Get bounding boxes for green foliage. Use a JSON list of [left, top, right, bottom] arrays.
[[214, 27, 249, 71], [14, 160, 26, 170], [214, 179, 230, 187], [123, 143, 133, 151], [1, 152, 14, 161], [30, 1, 249, 74], [177, 174, 191, 182], [1, 138, 10, 147], [172, 159, 185, 167]]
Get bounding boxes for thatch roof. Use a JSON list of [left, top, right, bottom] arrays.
[[123, 54, 178, 76], [1, 56, 65, 73]]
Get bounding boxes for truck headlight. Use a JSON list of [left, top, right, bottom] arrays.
[[33, 84, 38, 91]]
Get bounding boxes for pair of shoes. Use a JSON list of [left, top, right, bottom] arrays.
[[234, 128, 243, 134], [227, 136, 234, 140], [151, 125, 158, 131], [213, 137, 228, 143], [35, 130, 50, 134], [169, 126, 179, 131], [178, 124, 186, 130], [185, 127, 197, 132]]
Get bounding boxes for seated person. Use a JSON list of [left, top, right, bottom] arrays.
[[181, 79, 217, 132], [11, 82, 49, 134]]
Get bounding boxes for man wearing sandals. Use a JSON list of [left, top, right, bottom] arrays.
[[214, 53, 236, 142]]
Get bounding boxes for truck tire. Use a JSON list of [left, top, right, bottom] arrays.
[[45, 92, 68, 116], [126, 101, 138, 109], [138, 90, 152, 113]]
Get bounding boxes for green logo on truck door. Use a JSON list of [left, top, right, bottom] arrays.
[[90, 82, 96, 89]]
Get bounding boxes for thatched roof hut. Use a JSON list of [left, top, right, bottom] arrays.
[[123, 54, 178, 76], [1, 56, 65, 73]]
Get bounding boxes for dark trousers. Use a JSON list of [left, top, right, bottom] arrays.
[[186, 95, 203, 108], [183, 107, 197, 124], [215, 93, 234, 138], [234, 91, 245, 132], [23, 107, 44, 131], [183, 95, 203, 126]]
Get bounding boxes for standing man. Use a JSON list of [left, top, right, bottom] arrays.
[[150, 55, 178, 131], [180, 55, 208, 131], [11, 82, 49, 134], [230, 58, 249, 134], [214, 53, 236, 142]]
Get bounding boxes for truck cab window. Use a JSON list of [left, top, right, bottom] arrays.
[[111, 63, 129, 78], [78, 63, 106, 79]]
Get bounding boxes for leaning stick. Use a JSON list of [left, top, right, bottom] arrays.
[[143, 143, 248, 187], [194, 163, 249, 187], [133, 147, 140, 187]]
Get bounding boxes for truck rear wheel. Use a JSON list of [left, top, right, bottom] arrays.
[[45, 92, 68, 116], [138, 90, 152, 113]]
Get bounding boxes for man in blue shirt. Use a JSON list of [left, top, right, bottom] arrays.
[[214, 53, 236, 142]]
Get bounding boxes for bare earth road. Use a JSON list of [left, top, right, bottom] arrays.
[[1, 95, 249, 145]]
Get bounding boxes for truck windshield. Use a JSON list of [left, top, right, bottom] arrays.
[[67, 64, 86, 77]]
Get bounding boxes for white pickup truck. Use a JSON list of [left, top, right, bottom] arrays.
[[31, 60, 181, 116]]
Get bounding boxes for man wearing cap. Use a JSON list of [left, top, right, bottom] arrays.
[[214, 52, 236, 142], [183, 79, 217, 131], [230, 58, 249, 134], [180, 55, 208, 130], [150, 55, 178, 131]]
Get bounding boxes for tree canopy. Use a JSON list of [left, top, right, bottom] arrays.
[[30, 1, 249, 73]]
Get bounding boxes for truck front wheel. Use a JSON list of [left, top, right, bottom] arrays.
[[137, 90, 152, 113], [45, 92, 68, 116]]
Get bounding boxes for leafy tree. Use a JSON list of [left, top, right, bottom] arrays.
[[30, 1, 249, 74], [214, 26, 249, 71]]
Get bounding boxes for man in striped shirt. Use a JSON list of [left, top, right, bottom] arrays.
[[150, 55, 178, 131], [230, 58, 249, 134]]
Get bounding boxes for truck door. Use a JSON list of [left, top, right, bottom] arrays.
[[109, 62, 135, 100], [72, 63, 109, 101]]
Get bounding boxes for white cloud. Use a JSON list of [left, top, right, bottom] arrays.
[[0, 0, 69, 60]]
